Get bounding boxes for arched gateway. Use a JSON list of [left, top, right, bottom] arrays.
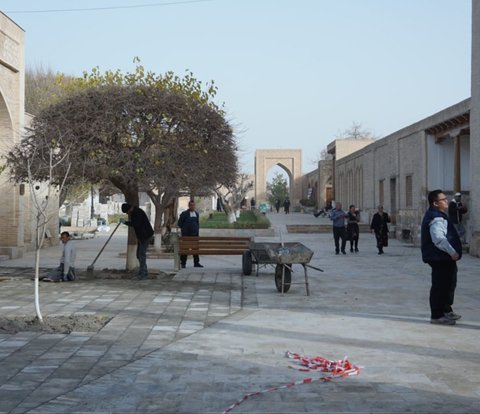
[[255, 149, 303, 208]]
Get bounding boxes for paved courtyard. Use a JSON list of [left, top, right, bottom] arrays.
[[0, 212, 479, 413]]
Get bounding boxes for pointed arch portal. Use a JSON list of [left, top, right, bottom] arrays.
[[255, 149, 302, 207]]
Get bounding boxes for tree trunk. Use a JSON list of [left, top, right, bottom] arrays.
[[113, 182, 140, 271], [147, 190, 177, 252]]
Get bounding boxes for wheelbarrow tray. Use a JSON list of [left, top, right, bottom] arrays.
[[248, 242, 278, 265], [249, 242, 313, 265], [264, 242, 314, 265]]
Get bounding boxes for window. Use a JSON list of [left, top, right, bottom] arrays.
[[405, 175, 413, 207], [379, 179, 384, 206]]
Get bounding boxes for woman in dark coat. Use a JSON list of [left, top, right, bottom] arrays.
[[346, 205, 360, 253], [370, 205, 390, 255]]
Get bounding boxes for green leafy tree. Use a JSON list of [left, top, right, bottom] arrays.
[[267, 172, 289, 205]]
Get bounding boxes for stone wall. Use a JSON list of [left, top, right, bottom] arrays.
[[0, 13, 25, 258], [469, 0, 480, 256], [334, 99, 471, 243]]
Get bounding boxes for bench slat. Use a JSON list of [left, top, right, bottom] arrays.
[[179, 236, 251, 240], [179, 249, 248, 255], [180, 242, 249, 248], [175, 236, 252, 270]]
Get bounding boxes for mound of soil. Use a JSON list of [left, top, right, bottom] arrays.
[[0, 314, 112, 335]]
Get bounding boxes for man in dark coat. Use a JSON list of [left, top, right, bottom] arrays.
[[121, 203, 154, 280], [370, 205, 390, 254], [421, 189, 462, 325], [448, 192, 468, 242], [178, 200, 203, 268]]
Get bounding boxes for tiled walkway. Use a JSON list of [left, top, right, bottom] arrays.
[[0, 213, 479, 413]]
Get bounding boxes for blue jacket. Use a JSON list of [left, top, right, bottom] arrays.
[[330, 208, 346, 227], [421, 207, 462, 263], [178, 209, 200, 236]]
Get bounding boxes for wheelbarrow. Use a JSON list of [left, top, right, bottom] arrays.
[[242, 242, 322, 295]]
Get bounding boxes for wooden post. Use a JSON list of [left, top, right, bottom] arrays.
[[171, 233, 180, 271]]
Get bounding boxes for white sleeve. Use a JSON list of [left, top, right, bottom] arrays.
[[429, 217, 457, 256], [63, 242, 76, 272]]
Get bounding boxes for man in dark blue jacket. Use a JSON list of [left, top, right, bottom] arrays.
[[421, 189, 462, 325], [122, 203, 154, 280], [178, 200, 203, 268]]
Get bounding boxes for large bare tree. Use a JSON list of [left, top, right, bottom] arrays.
[[7, 74, 237, 269]]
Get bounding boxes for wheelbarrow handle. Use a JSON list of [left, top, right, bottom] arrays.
[[305, 263, 324, 272]]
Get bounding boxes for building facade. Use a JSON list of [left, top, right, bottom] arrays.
[[0, 12, 58, 258]]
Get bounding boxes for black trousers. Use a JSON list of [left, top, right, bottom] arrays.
[[180, 254, 200, 266], [332, 226, 346, 253], [428, 261, 457, 319]]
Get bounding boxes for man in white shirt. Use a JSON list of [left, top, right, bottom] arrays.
[[44, 231, 76, 282]]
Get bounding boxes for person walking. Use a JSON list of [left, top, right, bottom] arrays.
[[421, 189, 462, 325], [275, 198, 281, 213], [122, 203, 154, 280], [283, 197, 291, 214], [178, 200, 203, 268], [448, 192, 468, 242], [370, 205, 390, 254], [43, 231, 76, 282], [330, 202, 347, 255], [346, 205, 360, 252]]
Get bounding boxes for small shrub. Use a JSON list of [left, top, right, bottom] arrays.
[[200, 211, 270, 229], [108, 213, 127, 224], [299, 198, 316, 207]]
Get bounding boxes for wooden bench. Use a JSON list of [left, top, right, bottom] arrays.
[[172, 235, 251, 270]]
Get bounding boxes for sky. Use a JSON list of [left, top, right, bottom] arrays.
[[1, 0, 472, 174]]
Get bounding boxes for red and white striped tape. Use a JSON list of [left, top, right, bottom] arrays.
[[223, 351, 361, 413]]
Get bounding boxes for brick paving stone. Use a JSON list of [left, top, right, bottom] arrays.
[[0, 214, 479, 413]]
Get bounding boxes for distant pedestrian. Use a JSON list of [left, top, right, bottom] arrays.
[[250, 198, 256, 211], [330, 202, 347, 255], [122, 203, 154, 280], [448, 192, 468, 242], [370, 205, 390, 254], [346, 205, 360, 253], [421, 189, 462, 325], [178, 200, 203, 269], [283, 197, 291, 214], [216, 196, 224, 212], [275, 198, 281, 213]]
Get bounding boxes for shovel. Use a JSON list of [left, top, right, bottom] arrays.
[[86, 221, 122, 274]]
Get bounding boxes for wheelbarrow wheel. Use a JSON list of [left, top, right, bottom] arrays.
[[242, 250, 253, 276], [275, 264, 291, 293]]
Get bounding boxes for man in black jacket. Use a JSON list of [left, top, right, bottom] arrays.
[[421, 190, 462, 325], [448, 192, 468, 242], [121, 203, 154, 280], [178, 200, 203, 268]]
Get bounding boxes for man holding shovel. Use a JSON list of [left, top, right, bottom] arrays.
[[121, 203, 154, 280]]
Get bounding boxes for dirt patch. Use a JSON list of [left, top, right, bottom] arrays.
[[79, 269, 176, 280], [0, 314, 112, 335]]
